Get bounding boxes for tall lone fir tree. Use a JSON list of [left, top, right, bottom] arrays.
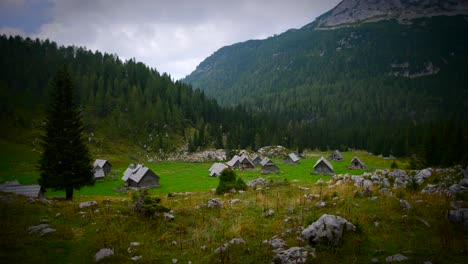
[[38, 67, 94, 200]]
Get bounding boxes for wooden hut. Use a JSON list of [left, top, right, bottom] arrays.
[[209, 163, 228, 177], [349, 156, 365, 169], [313, 156, 334, 175], [226, 155, 241, 169], [284, 153, 300, 164], [93, 159, 112, 174], [239, 154, 255, 170], [260, 157, 279, 174], [122, 164, 159, 189], [329, 150, 343, 161], [93, 159, 111, 181], [251, 154, 262, 167]]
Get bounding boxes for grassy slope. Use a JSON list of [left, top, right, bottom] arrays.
[[1, 181, 465, 263], [0, 144, 466, 263]]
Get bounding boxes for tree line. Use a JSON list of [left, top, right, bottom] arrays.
[[0, 35, 466, 167]]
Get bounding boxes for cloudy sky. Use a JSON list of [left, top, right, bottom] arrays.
[[0, 0, 341, 80]]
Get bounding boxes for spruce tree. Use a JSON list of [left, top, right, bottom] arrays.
[[38, 67, 94, 200]]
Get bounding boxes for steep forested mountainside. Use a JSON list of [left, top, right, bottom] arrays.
[[184, 15, 468, 123], [183, 1, 468, 164]]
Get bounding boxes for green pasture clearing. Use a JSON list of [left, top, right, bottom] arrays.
[[0, 141, 400, 197]]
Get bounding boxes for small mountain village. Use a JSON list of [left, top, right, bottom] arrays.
[[0, 149, 368, 195], [1, 0, 467, 263]]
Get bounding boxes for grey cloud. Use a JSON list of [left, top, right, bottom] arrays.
[[2, 0, 341, 79]]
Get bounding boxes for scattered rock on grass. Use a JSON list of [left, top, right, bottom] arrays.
[[164, 212, 174, 221], [265, 209, 275, 217], [214, 238, 245, 254], [79, 201, 98, 208], [28, 224, 56, 236], [446, 208, 468, 227], [385, 254, 408, 262], [247, 177, 267, 187], [94, 248, 114, 262], [208, 198, 223, 208], [263, 236, 287, 250], [301, 214, 355, 246], [228, 199, 240, 205], [131, 255, 142, 261], [399, 200, 411, 211], [272, 247, 311, 264]]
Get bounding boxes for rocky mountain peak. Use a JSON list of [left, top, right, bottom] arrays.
[[315, 0, 468, 29]]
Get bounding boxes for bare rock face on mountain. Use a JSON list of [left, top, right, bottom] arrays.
[[315, 0, 468, 29]]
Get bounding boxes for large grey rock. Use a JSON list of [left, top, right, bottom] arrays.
[[385, 253, 408, 262], [94, 248, 114, 262], [415, 168, 432, 184], [247, 177, 267, 187], [207, 198, 223, 208], [272, 247, 309, 264], [301, 214, 355, 245], [79, 201, 98, 208], [447, 208, 468, 227]]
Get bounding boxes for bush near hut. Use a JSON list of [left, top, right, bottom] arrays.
[[132, 190, 170, 217], [216, 168, 247, 195]]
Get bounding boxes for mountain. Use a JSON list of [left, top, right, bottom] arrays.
[[183, 0, 468, 163], [315, 0, 468, 29]]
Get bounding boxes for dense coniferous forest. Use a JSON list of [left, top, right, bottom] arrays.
[[184, 16, 468, 166], [0, 34, 467, 167]]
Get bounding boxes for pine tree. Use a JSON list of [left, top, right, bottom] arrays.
[[38, 67, 94, 200]]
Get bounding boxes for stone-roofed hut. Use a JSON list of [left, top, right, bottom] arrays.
[[226, 155, 240, 169], [284, 153, 300, 164], [313, 156, 334, 175], [239, 154, 255, 170], [260, 157, 279, 174], [122, 164, 159, 189], [251, 154, 262, 166], [329, 150, 343, 161], [349, 156, 365, 169], [93, 159, 112, 181]]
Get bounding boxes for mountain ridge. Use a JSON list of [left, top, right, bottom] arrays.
[[313, 0, 468, 29]]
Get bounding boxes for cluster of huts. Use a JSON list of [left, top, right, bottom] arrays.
[[209, 152, 301, 177], [312, 150, 366, 175], [93, 159, 160, 189]]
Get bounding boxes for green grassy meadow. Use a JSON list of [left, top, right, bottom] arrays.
[[0, 139, 399, 197]]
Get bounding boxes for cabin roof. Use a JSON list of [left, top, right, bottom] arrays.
[[0, 181, 41, 197], [226, 155, 240, 167], [351, 156, 365, 166], [287, 153, 300, 162], [313, 156, 334, 170], [122, 164, 158, 183], [209, 163, 228, 176], [93, 159, 110, 168]]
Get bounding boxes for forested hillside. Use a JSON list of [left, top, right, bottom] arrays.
[[1, 33, 466, 167], [0, 35, 261, 157], [184, 15, 468, 165]]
